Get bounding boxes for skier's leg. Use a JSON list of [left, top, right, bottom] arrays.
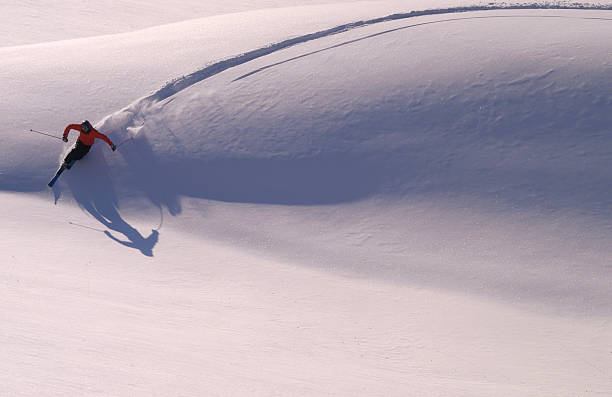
[[63, 141, 91, 168], [63, 145, 78, 165], [71, 141, 91, 161]]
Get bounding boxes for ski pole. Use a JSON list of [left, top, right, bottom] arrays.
[[68, 221, 105, 233], [28, 129, 62, 140]]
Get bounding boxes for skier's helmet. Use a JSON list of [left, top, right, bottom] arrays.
[[81, 120, 92, 134]]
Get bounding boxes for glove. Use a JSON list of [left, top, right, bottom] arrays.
[[111, 143, 117, 152], [62, 136, 68, 142]]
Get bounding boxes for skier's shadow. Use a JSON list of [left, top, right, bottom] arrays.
[[63, 151, 159, 257]]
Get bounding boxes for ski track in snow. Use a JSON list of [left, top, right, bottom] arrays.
[[99, 3, 612, 134], [232, 14, 612, 81]]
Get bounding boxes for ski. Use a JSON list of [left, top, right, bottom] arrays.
[[47, 160, 76, 188], [47, 170, 63, 188]]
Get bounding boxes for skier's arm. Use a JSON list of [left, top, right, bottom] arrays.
[[92, 129, 114, 148], [63, 124, 81, 139]]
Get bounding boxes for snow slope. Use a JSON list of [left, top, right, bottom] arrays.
[[83, 8, 612, 312], [2, 2, 612, 396], [2, 0, 481, 187], [0, 0, 402, 46]]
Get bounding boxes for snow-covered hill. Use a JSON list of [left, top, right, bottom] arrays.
[[1, 2, 611, 396], [0, 0, 404, 46]]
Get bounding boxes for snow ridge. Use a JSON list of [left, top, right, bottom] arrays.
[[98, 3, 612, 135]]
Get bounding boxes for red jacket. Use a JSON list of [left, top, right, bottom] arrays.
[[63, 124, 114, 147]]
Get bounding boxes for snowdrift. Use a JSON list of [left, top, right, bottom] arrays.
[[92, 9, 612, 215], [2, 7, 610, 312], [67, 9, 610, 314]]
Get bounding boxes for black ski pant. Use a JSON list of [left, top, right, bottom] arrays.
[[64, 140, 92, 164]]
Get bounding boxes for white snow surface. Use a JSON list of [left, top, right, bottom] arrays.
[[0, 0, 399, 46], [2, 2, 612, 396]]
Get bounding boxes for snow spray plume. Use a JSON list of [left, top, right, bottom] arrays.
[[28, 129, 62, 140], [115, 137, 134, 149]]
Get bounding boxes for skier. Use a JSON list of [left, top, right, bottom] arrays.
[[48, 120, 116, 187]]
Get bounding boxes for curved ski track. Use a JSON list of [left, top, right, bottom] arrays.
[[100, 3, 612, 134]]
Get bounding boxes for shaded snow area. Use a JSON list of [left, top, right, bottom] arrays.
[[1, 2, 612, 396]]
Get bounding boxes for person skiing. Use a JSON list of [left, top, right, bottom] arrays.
[[48, 120, 116, 187], [62, 120, 116, 164]]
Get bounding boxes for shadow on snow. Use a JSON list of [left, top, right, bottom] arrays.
[[61, 150, 160, 257], [46, 8, 612, 255]]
